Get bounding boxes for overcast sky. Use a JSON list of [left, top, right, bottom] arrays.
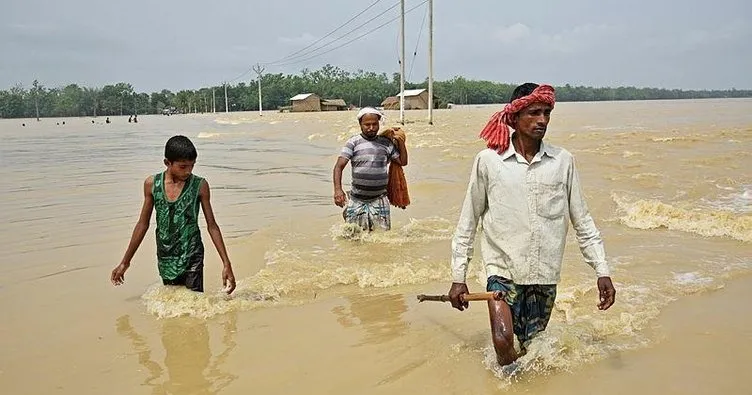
[[1, 0, 750, 92]]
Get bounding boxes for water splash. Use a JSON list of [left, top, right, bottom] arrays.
[[141, 284, 281, 319], [143, 217, 456, 318], [612, 193, 752, 242], [330, 216, 454, 244]]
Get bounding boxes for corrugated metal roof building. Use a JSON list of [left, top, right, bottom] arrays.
[[398, 89, 430, 110], [380, 96, 400, 110], [290, 93, 321, 112], [381, 89, 431, 110], [321, 99, 347, 111]]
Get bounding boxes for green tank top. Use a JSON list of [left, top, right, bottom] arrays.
[[152, 172, 204, 280]]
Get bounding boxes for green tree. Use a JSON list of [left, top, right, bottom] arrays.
[[56, 84, 84, 116], [2, 66, 752, 119], [1, 84, 26, 118]]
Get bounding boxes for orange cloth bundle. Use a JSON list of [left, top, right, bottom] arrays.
[[382, 128, 410, 209], [387, 161, 410, 209]]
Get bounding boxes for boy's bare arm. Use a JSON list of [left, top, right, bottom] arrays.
[[199, 179, 236, 294], [111, 176, 154, 285]]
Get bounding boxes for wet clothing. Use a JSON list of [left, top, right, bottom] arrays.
[[152, 172, 205, 290], [343, 193, 391, 231], [162, 258, 204, 292], [340, 134, 400, 201], [487, 275, 557, 346], [451, 132, 609, 285]]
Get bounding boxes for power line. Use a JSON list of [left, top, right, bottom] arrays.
[[220, 0, 426, 92], [408, 2, 428, 81], [268, 0, 385, 64], [272, 0, 428, 68], [225, 1, 394, 83], [226, 64, 257, 84], [263, 1, 402, 66], [395, 10, 401, 68]]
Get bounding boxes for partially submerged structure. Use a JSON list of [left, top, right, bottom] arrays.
[[381, 89, 435, 110], [290, 93, 321, 112], [288, 94, 348, 112]]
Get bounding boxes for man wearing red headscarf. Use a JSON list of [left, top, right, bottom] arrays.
[[448, 83, 616, 367]]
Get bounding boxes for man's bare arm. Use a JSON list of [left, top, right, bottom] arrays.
[[333, 157, 349, 207]]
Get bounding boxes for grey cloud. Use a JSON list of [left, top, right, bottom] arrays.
[[1, 0, 750, 91], [3, 23, 128, 53]]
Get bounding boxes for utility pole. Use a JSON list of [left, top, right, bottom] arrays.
[[224, 82, 229, 112], [212, 89, 216, 113], [399, 0, 405, 125], [253, 63, 265, 116], [32, 79, 40, 121], [427, 0, 434, 125]]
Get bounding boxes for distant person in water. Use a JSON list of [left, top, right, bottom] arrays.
[[110, 135, 237, 294], [22, 123, 25, 127], [128, 115, 132, 123], [332, 107, 408, 231], [105, 117, 110, 124], [448, 83, 616, 367], [133, 114, 138, 123]]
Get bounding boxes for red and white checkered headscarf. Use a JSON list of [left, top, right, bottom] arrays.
[[479, 84, 556, 153]]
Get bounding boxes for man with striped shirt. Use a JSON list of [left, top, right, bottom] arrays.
[[333, 107, 408, 231]]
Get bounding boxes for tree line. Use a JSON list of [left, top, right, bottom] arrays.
[[2, 64, 750, 119]]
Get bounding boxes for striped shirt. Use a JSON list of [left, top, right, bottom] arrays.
[[340, 134, 400, 201]]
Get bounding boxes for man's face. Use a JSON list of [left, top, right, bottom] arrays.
[[513, 102, 553, 141], [359, 114, 381, 139]]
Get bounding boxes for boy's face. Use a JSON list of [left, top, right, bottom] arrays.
[[164, 159, 195, 181]]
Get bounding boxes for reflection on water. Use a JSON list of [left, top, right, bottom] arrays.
[[116, 313, 238, 394], [332, 293, 408, 346]]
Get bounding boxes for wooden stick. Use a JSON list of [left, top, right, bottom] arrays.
[[416, 292, 502, 303]]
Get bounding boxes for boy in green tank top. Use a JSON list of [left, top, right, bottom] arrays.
[[110, 135, 237, 294]]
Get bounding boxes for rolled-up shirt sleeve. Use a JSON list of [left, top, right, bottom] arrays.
[[451, 153, 489, 283], [567, 157, 610, 278]]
